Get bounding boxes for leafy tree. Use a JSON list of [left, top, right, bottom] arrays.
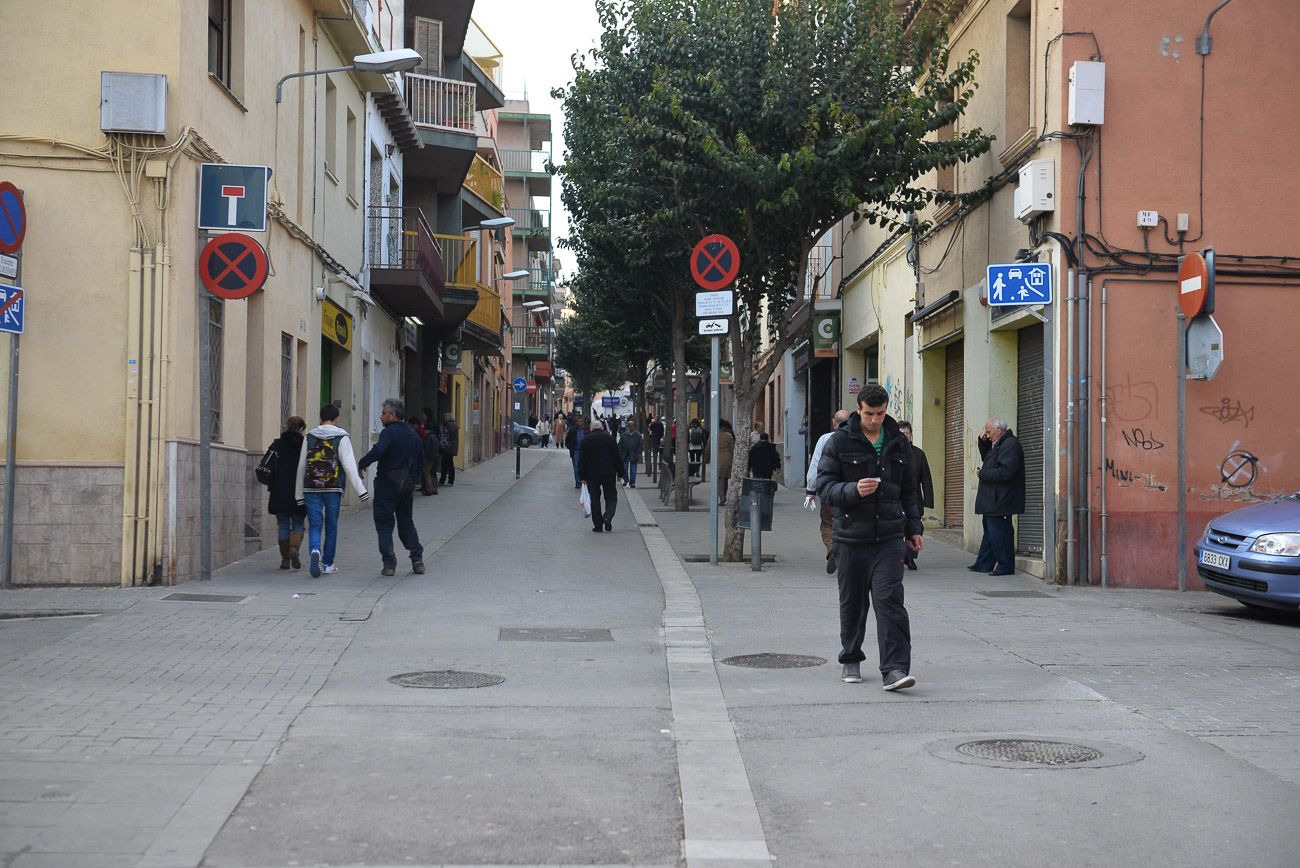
[[554, 313, 625, 413]]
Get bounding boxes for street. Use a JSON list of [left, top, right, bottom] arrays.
[[1, 447, 1297, 867]]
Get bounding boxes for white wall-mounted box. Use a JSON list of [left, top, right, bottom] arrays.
[[101, 72, 167, 135], [1014, 159, 1054, 222], [1068, 61, 1105, 126]]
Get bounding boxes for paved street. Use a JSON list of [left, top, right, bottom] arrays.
[[1, 447, 1297, 867]]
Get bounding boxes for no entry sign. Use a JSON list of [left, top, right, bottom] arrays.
[[0, 182, 27, 254], [690, 234, 740, 291], [1178, 250, 1215, 319], [199, 232, 269, 300]]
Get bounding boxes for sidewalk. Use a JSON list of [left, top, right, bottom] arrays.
[[0, 449, 1295, 867]]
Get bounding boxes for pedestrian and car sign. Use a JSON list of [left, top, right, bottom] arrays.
[[698, 317, 728, 335], [198, 163, 271, 232], [0, 285, 24, 335], [512, 377, 528, 393], [198, 233, 269, 299], [690, 234, 740, 291], [0, 182, 27, 254], [987, 262, 1052, 306]]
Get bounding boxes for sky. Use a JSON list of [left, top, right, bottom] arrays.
[[470, 0, 606, 264]]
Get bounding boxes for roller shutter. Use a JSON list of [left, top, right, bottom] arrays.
[[1016, 324, 1045, 555], [943, 341, 964, 527]]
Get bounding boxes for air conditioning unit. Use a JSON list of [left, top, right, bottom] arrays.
[[1014, 159, 1054, 222]]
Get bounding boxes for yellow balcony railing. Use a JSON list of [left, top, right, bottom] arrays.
[[468, 281, 501, 334], [464, 154, 506, 211], [431, 233, 479, 289]]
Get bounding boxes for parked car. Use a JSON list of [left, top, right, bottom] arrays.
[[512, 422, 538, 448], [1195, 492, 1300, 610]]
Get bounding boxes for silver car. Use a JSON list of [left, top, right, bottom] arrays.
[[1195, 492, 1300, 610]]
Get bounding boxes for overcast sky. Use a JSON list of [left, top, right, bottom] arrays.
[[471, 0, 605, 261]]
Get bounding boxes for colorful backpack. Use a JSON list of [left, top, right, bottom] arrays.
[[303, 434, 341, 489]]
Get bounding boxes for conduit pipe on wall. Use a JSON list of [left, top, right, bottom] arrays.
[[1099, 282, 1108, 589], [1064, 267, 1076, 585]]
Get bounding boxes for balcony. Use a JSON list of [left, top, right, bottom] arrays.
[[352, 0, 395, 50], [463, 281, 503, 354], [500, 148, 551, 197], [408, 72, 476, 133], [508, 208, 550, 252], [464, 18, 505, 106], [511, 315, 551, 356], [366, 206, 445, 322], [421, 232, 479, 331], [462, 154, 506, 217]]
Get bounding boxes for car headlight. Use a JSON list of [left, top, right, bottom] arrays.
[[1248, 533, 1300, 556], [1201, 520, 1214, 540]]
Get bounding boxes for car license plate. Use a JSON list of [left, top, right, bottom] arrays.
[[1200, 550, 1230, 570]]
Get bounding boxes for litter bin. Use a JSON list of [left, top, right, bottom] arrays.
[[737, 477, 775, 531]]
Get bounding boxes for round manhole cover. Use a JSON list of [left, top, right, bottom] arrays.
[[388, 670, 504, 689], [721, 653, 826, 669], [956, 739, 1102, 765]]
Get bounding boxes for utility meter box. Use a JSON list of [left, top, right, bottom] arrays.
[[101, 72, 168, 135], [1068, 61, 1106, 125], [1014, 159, 1054, 222]]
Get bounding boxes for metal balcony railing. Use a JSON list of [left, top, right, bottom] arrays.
[[463, 154, 506, 210], [526, 267, 553, 290], [406, 73, 476, 133], [468, 282, 501, 335], [367, 206, 443, 294], [353, 0, 394, 51], [431, 233, 479, 289], [804, 246, 835, 300], [465, 19, 505, 89], [507, 208, 549, 233], [512, 323, 550, 350], [499, 148, 548, 174]]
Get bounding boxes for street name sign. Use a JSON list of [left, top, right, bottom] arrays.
[[198, 164, 271, 232], [696, 290, 734, 317], [698, 317, 729, 336], [987, 262, 1052, 306], [690, 234, 740, 291], [0, 284, 24, 334]]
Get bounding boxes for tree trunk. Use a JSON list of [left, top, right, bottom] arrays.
[[722, 342, 757, 560], [671, 294, 691, 511]]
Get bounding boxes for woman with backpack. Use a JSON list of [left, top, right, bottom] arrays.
[[261, 416, 308, 570]]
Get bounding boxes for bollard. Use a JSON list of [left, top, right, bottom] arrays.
[[750, 490, 762, 572], [515, 444, 521, 479]]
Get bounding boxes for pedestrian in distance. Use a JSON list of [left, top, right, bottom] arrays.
[[647, 415, 665, 464], [566, 417, 587, 488], [970, 418, 1025, 576], [537, 417, 551, 448], [295, 404, 369, 578], [747, 431, 781, 481], [552, 414, 567, 452], [687, 418, 707, 478], [420, 417, 441, 496], [804, 409, 850, 574], [715, 419, 736, 505], [898, 421, 934, 571], [260, 415, 308, 570], [815, 385, 923, 691], [579, 419, 624, 532], [438, 411, 459, 486], [619, 420, 643, 488], [357, 399, 426, 577], [750, 421, 764, 446]]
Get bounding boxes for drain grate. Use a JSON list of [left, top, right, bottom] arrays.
[[956, 739, 1101, 765], [638, 522, 659, 528], [977, 590, 1054, 598], [721, 653, 826, 669], [162, 593, 247, 603], [388, 670, 504, 689], [499, 628, 613, 642]]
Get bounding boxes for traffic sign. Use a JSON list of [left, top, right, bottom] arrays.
[[0, 254, 16, 280], [0, 182, 27, 254], [690, 234, 740, 291], [696, 290, 734, 317], [198, 164, 270, 232], [698, 317, 728, 336], [0, 284, 24, 335], [525, 383, 537, 394], [987, 262, 1052, 306], [199, 233, 269, 300], [512, 377, 528, 393], [1178, 250, 1215, 319]]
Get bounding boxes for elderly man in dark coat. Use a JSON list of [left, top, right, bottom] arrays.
[[578, 420, 625, 532], [969, 417, 1026, 576]]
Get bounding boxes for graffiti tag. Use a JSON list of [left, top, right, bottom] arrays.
[[1220, 449, 1261, 488], [1106, 375, 1159, 422], [1199, 398, 1255, 428], [1120, 427, 1165, 451]]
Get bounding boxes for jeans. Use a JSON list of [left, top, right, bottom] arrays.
[[835, 538, 911, 674], [275, 513, 304, 541], [372, 478, 423, 568], [974, 514, 1015, 572], [304, 492, 342, 566], [571, 452, 581, 486], [439, 453, 456, 484], [623, 457, 638, 486], [586, 475, 618, 528]]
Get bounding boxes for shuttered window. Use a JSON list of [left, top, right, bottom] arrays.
[[1016, 324, 1045, 554], [413, 17, 443, 76], [943, 341, 964, 527]]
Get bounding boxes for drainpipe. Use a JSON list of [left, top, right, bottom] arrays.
[[1064, 266, 1075, 584], [1195, 0, 1235, 55], [1099, 282, 1109, 589]]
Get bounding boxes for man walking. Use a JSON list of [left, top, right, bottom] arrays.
[[578, 419, 624, 532], [565, 417, 587, 488], [619, 420, 643, 488], [358, 399, 425, 577], [295, 404, 369, 578], [898, 421, 934, 570], [747, 431, 781, 481], [438, 411, 459, 486], [804, 409, 850, 574], [970, 417, 1025, 576], [816, 385, 923, 691]]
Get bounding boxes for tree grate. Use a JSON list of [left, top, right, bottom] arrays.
[[721, 653, 826, 669], [388, 671, 505, 689], [956, 739, 1103, 765]]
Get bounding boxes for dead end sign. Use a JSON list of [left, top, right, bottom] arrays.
[[199, 233, 269, 300], [690, 234, 740, 291]]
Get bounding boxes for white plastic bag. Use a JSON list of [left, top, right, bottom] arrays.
[[579, 485, 592, 517]]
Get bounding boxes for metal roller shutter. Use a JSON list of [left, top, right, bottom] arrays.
[[1016, 324, 1045, 554], [943, 341, 964, 527]]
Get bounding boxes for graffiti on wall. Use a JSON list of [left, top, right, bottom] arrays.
[[1120, 427, 1165, 451], [1106, 374, 1159, 422], [1106, 459, 1169, 492], [1199, 398, 1255, 427]]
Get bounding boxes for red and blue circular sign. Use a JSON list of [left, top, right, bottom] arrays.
[[199, 232, 269, 300], [690, 234, 740, 291], [0, 182, 27, 255]]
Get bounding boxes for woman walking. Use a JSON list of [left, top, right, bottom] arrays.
[[266, 416, 308, 569]]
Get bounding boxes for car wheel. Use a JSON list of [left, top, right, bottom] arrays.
[[517, 435, 533, 448]]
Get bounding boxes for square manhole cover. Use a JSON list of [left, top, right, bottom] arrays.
[[162, 593, 247, 603], [499, 628, 613, 642], [977, 590, 1054, 598]]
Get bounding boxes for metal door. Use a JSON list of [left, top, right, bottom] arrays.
[[943, 341, 964, 527], [1016, 324, 1045, 554]]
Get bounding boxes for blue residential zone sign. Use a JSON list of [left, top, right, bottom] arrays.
[[512, 377, 528, 393], [987, 262, 1053, 306], [198, 164, 271, 232], [0, 284, 24, 335]]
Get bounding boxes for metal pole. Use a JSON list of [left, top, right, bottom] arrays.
[[515, 442, 521, 479], [750, 483, 762, 572], [1, 251, 22, 590], [1176, 308, 1188, 592], [709, 335, 719, 565], [197, 242, 212, 581]]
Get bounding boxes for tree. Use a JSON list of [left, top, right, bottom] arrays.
[[554, 313, 625, 414]]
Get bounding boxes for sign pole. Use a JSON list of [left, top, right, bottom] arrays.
[[1, 251, 21, 590], [709, 334, 720, 566], [197, 236, 213, 581], [1176, 308, 1187, 593]]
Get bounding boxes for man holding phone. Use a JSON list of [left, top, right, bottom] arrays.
[[816, 385, 924, 690]]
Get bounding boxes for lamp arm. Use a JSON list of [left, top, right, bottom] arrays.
[[275, 65, 357, 104]]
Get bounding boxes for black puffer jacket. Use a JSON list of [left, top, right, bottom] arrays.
[[815, 413, 922, 545], [266, 431, 307, 517], [975, 430, 1026, 515]]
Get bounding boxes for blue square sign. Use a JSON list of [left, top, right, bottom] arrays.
[[198, 164, 271, 232], [987, 262, 1052, 306], [0, 284, 24, 335]]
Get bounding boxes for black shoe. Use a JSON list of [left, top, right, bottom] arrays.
[[967, 564, 992, 573], [825, 556, 837, 575], [604, 522, 612, 532], [990, 568, 1016, 576], [381, 565, 396, 577], [412, 560, 425, 575], [841, 663, 862, 683], [883, 670, 916, 691], [591, 526, 603, 533], [905, 559, 917, 571]]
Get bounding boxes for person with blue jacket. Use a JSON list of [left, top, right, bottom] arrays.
[[357, 398, 425, 577]]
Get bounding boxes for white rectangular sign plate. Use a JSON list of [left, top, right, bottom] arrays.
[[0, 255, 16, 280], [698, 318, 729, 336], [696, 290, 734, 317]]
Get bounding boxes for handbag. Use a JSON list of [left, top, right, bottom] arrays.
[[579, 485, 592, 518], [383, 463, 417, 497], [255, 444, 278, 486]]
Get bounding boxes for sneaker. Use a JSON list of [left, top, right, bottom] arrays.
[[841, 663, 862, 683], [381, 565, 396, 577], [322, 564, 340, 575], [309, 549, 321, 578], [882, 670, 915, 691], [412, 560, 425, 575], [825, 555, 837, 575]]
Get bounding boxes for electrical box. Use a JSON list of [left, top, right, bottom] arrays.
[[101, 72, 168, 135], [1137, 210, 1159, 228], [1068, 61, 1105, 125], [1014, 159, 1054, 222]]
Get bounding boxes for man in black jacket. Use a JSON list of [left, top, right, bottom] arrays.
[[898, 421, 934, 571], [747, 432, 781, 479], [970, 418, 1025, 576], [816, 385, 924, 691], [578, 419, 625, 532], [358, 399, 425, 576]]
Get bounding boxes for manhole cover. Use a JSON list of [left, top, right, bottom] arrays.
[[977, 590, 1054, 598], [499, 628, 613, 642], [388, 671, 504, 689], [957, 739, 1101, 765], [163, 593, 247, 603], [721, 653, 826, 669]]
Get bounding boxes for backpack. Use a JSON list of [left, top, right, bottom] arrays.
[[439, 429, 451, 454], [255, 443, 278, 486], [688, 426, 705, 447], [303, 434, 341, 488]]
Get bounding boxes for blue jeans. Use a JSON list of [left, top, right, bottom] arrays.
[[571, 452, 581, 486], [974, 514, 1015, 572], [304, 492, 342, 566], [623, 457, 638, 485], [275, 513, 304, 541], [372, 478, 423, 568]]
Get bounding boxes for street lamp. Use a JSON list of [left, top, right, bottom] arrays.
[[503, 269, 530, 280], [474, 216, 516, 230], [275, 48, 423, 103]]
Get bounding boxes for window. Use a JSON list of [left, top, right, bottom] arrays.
[[280, 332, 293, 425], [346, 108, 358, 200], [1003, 0, 1033, 154], [325, 80, 338, 177], [207, 297, 224, 441], [208, 0, 231, 84]]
